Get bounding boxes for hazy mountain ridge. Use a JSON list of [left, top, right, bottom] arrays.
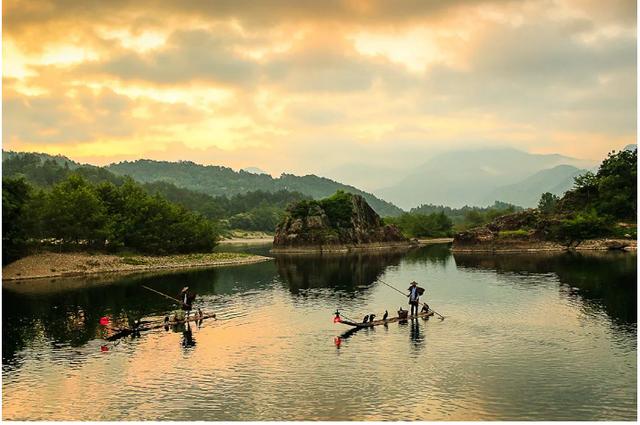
[[106, 160, 403, 216], [375, 148, 594, 209], [2, 150, 80, 169], [480, 164, 589, 208], [2, 151, 402, 217]]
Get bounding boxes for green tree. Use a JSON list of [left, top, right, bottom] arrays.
[[594, 149, 636, 219], [550, 210, 610, 247], [2, 177, 34, 264], [538, 192, 559, 214], [42, 174, 109, 246]]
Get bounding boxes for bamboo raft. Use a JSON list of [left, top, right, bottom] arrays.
[[339, 310, 434, 328], [104, 312, 217, 341]]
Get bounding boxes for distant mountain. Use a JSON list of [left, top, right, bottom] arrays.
[[106, 159, 403, 217], [241, 166, 268, 175], [375, 148, 593, 209], [2, 150, 80, 169], [480, 165, 587, 208], [321, 163, 408, 192]]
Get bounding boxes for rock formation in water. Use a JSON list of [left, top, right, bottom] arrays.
[[272, 191, 408, 251]]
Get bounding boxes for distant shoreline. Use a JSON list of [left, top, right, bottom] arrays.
[[269, 238, 453, 254], [218, 237, 273, 245], [2, 252, 273, 282], [451, 238, 637, 253]]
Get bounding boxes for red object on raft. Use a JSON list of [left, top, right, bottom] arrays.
[[333, 315, 342, 323], [99, 316, 110, 325]]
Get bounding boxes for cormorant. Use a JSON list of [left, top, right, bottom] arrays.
[[382, 310, 388, 321], [369, 314, 376, 322], [362, 315, 369, 323]]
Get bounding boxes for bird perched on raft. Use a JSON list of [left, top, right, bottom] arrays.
[[369, 314, 376, 322], [382, 310, 388, 321], [362, 315, 370, 323]]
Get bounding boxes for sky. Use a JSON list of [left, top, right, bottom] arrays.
[[3, 0, 637, 180]]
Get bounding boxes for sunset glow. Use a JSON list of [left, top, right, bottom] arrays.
[[3, 0, 636, 175]]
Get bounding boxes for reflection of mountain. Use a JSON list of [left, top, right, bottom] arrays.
[[274, 250, 407, 295], [453, 251, 637, 327]]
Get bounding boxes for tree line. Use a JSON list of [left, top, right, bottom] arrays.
[[3, 153, 310, 234], [537, 149, 637, 245], [3, 174, 220, 264]]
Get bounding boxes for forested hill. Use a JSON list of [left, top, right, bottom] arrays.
[[106, 159, 402, 216]]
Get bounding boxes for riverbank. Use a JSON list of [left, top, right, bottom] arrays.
[[2, 252, 272, 281], [415, 238, 454, 245], [270, 241, 414, 254], [219, 237, 273, 245], [452, 237, 637, 253]]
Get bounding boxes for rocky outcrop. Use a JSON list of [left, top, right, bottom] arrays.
[[453, 210, 637, 253], [272, 193, 409, 252]]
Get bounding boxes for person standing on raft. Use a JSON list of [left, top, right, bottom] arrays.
[[407, 281, 421, 317], [179, 287, 196, 319]]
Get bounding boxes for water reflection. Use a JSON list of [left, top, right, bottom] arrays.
[[409, 319, 425, 351], [403, 243, 452, 266], [274, 249, 408, 295], [2, 245, 637, 420], [2, 260, 278, 366], [181, 322, 196, 349], [453, 251, 637, 328]]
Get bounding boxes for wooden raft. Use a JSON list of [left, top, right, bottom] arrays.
[[103, 312, 217, 341], [339, 310, 434, 328]]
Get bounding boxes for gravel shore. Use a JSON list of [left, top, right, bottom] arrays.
[[2, 252, 273, 281]]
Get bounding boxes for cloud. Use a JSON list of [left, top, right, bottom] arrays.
[[2, 0, 636, 182]]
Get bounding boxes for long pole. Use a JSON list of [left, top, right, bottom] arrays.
[[377, 279, 445, 320], [141, 285, 182, 305]]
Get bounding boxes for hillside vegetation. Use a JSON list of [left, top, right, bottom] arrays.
[[454, 149, 637, 249], [107, 159, 402, 216], [2, 152, 311, 233], [3, 174, 218, 264]]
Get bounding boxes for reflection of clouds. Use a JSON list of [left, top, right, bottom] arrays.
[[3, 248, 636, 420]]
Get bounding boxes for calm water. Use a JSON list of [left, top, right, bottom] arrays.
[[2, 244, 637, 420]]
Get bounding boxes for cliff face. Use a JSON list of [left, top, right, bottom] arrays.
[[273, 192, 408, 251]]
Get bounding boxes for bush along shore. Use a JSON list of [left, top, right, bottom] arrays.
[[453, 149, 637, 253], [2, 252, 272, 281]]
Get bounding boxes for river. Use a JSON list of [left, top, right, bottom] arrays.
[[2, 244, 637, 420]]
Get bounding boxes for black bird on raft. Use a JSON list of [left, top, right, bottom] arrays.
[[362, 315, 369, 323], [382, 310, 388, 321], [369, 314, 376, 322]]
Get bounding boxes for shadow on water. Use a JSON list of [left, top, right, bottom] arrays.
[[453, 250, 637, 328]]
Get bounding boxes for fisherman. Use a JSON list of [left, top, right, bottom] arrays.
[[407, 281, 420, 317], [179, 287, 196, 320]]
